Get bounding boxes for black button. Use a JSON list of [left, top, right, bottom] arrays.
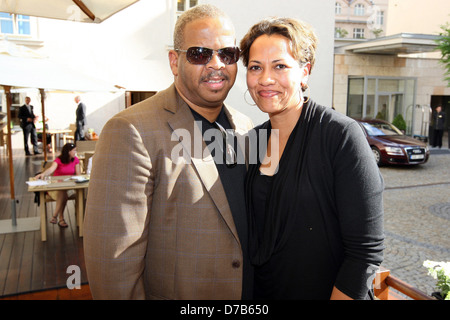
[[232, 260, 240, 268]]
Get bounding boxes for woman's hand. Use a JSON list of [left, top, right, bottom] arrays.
[[34, 172, 45, 180]]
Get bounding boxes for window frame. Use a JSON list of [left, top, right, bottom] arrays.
[[0, 12, 31, 35], [354, 3, 365, 16], [335, 2, 342, 15], [176, 0, 198, 18], [353, 27, 365, 39]]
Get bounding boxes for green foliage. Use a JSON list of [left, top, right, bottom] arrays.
[[372, 29, 383, 38], [392, 114, 406, 131], [436, 22, 450, 87], [424, 261, 450, 300]]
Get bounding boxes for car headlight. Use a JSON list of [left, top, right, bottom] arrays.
[[385, 146, 403, 155]]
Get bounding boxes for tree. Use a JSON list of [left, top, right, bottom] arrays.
[[436, 22, 450, 87], [372, 29, 383, 38]]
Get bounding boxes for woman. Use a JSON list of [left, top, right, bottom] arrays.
[[240, 17, 384, 300], [35, 143, 81, 228]]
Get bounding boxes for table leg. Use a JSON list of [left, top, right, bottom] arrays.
[[40, 192, 47, 241], [76, 189, 84, 237], [51, 134, 55, 154]]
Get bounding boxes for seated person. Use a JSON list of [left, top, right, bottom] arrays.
[[35, 116, 52, 153], [34, 143, 80, 228]]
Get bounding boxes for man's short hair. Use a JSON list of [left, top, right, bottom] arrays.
[[173, 4, 232, 50]]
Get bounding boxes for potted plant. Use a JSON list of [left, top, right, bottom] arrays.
[[423, 260, 450, 300], [392, 114, 407, 133]]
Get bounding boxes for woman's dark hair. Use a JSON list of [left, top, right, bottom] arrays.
[[59, 143, 76, 164], [240, 17, 318, 72]]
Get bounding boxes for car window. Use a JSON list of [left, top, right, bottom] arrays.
[[361, 122, 402, 136]]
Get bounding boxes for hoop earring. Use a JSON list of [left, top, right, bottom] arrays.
[[302, 84, 311, 103], [244, 89, 256, 106]]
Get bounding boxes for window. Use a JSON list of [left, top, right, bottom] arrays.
[[176, 0, 198, 17], [17, 15, 30, 34], [347, 76, 416, 134], [376, 11, 384, 26], [0, 12, 13, 34], [354, 3, 365, 16], [335, 2, 342, 14], [353, 28, 365, 39], [0, 12, 31, 35]]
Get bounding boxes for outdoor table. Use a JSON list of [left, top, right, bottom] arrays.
[[36, 129, 72, 153], [27, 175, 89, 241]]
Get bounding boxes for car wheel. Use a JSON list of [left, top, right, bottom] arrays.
[[371, 147, 382, 166]]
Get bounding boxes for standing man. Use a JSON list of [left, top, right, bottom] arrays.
[[74, 95, 86, 141], [18, 96, 40, 156], [84, 4, 254, 300], [432, 105, 446, 148]]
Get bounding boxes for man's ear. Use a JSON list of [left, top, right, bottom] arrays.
[[168, 50, 179, 76]]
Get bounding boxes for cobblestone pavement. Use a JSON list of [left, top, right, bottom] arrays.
[[380, 148, 450, 299]]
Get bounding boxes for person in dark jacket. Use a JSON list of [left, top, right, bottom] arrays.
[[18, 96, 40, 156], [240, 17, 384, 300], [74, 95, 87, 141], [432, 106, 446, 148]]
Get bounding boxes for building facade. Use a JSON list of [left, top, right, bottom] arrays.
[[334, 0, 450, 137], [335, 0, 388, 40]]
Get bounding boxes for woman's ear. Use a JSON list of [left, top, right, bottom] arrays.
[[300, 62, 310, 89], [302, 62, 310, 78]]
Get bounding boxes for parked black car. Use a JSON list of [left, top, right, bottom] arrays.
[[354, 119, 430, 166]]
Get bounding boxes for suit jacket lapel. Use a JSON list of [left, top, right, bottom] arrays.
[[223, 106, 252, 169], [165, 85, 240, 244]]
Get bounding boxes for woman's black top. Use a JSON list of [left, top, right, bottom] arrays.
[[246, 100, 385, 300]]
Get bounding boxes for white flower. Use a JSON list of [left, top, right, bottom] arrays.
[[423, 260, 450, 300]]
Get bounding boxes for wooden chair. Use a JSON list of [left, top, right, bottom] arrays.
[[83, 152, 94, 174], [0, 124, 8, 156], [76, 140, 97, 155], [62, 123, 76, 145], [76, 141, 97, 172]]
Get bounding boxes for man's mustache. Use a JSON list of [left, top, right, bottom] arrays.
[[200, 71, 229, 82]]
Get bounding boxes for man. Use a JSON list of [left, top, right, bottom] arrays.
[[432, 105, 446, 148], [74, 95, 86, 141], [84, 4, 253, 300], [18, 96, 40, 156]]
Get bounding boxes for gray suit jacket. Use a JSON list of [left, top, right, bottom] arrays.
[[84, 84, 253, 299]]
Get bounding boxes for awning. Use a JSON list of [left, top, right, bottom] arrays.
[[338, 33, 440, 55], [0, 0, 139, 23]]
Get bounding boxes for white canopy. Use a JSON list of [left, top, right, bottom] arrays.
[[0, 40, 119, 92], [0, 0, 139, 23]]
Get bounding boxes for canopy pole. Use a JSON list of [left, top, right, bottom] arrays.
[[3, 85, 16, 226], [72, 0, 96, 21], [39, 88, 47, 161]]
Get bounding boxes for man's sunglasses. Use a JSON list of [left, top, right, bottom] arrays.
[[176, 46, 240, 65]]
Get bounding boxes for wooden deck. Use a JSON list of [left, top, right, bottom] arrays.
[[0, 134, 89, 299]]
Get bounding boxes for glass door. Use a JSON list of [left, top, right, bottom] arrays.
[[376, 93, 403, 123], [376, 95, 389, 121]]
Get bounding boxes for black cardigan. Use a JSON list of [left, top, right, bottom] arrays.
[[246, 100, 385, 300]]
